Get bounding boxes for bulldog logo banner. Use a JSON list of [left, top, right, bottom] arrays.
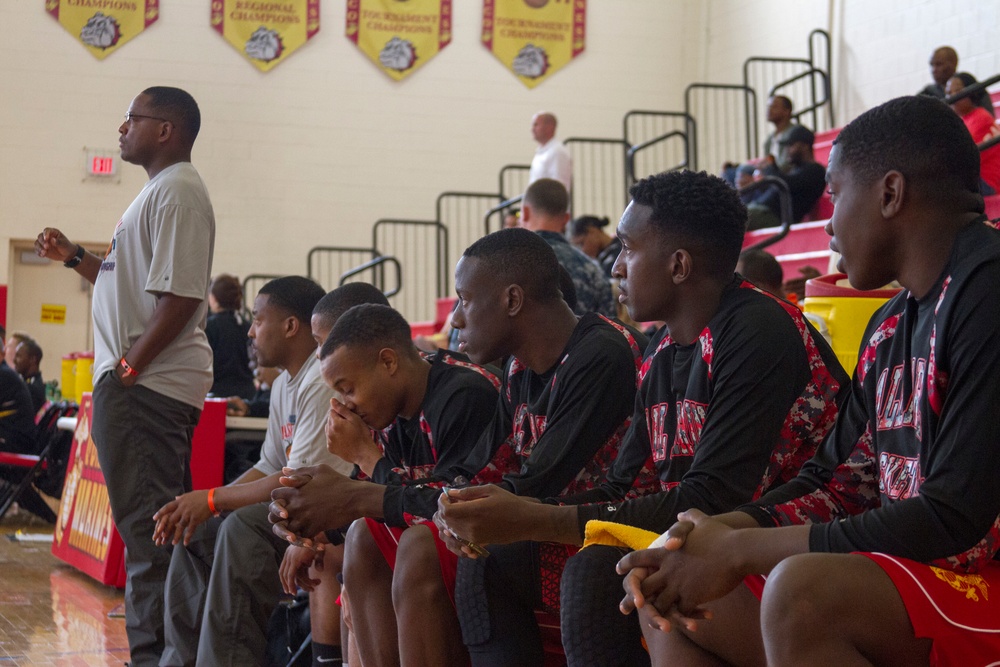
[[346, 0, 452, 82], [482, 0, 585, 89], [45, 0, 159, 60], [211, 0, 320, 72]]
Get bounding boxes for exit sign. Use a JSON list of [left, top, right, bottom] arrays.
[[84, 148, 119, 177]]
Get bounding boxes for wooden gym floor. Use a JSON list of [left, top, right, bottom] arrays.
[[0, 503, 129, 666]]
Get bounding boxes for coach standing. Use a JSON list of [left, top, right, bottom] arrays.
[[35, 86, 215, 667]]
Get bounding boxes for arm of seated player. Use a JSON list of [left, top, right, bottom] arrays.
[[153, 467, 278, 546], [434, 485, 582, 556], [278, 531, 329, 595], [269, 464, 386, 540], [616, 509, 809, 632]]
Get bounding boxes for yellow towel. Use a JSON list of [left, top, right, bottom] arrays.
[[582, 520, 661, 551]]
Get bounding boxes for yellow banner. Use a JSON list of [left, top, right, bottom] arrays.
[[45, 0, 159, 61], [211, 0, 320, 73], [346, 0, 452, 82], [482, 0, 585, 89]]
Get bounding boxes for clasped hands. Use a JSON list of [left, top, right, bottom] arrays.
[[615, 509, 745, 633]]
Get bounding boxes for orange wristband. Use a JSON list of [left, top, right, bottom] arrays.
[[119, 357, 138, 377], [207, 487, 221, 517]]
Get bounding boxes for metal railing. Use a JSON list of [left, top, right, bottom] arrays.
[[622, 110, 694, 182], [435, 192, 503, 287], [240, 273, 283, 314], [743, 29, 834, 137], [339, 255, 402, 297], [499, 164, 531, 200], [372, 218, 448, 323], [307, 246, 380, 292], [741, 177, 795, 253], [564, 137, 631, 220], [685, 83, 758, 171], [484, 195, 524, 234]]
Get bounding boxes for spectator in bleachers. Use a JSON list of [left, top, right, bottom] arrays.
[[747, 125, 827, 230], [3, 331, 29, 369], [919, 46, 958, 99], [528, 111, 572, 193], [13, 336, 45, 414], [520, 179, 616, 317], [921, 47, 994, 116], [206, 274, 256, 400], [762, 95, 806, 173], [948, 73, 1000, 195], [568, 215, 621, 278]]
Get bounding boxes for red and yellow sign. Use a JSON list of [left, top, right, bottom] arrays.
[[482, 0, 585, 89], [45, 0, 159, 60], [51, 395, 126, 587], [211, 0, 320, 72], [346, 0, 452, 82]]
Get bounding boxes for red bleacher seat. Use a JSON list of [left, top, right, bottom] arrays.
[[743, 219, 832, 278], [410, 296, 458, 338], [985, 194, 1000, 220]]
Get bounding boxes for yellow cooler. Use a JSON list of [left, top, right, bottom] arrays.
[[61, 353, 78, 404], [74, 352, 95, 403], [803, 274, 901, 375]]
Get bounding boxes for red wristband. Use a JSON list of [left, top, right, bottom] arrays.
[[119, 357, 138, 377], [207, 487, 221, 517]]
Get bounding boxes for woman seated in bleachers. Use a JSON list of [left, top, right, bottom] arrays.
[[947, 72, 1000, 195], [568, 214, 621, 278]]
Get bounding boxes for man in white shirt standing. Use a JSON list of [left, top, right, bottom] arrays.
[[528, 111, 572, 193], [34, 86, 215, 667]]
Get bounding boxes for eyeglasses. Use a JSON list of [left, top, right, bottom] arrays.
[[124, 112, 170, 124]]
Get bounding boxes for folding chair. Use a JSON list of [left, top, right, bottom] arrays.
[[0, 401, 76, 523]]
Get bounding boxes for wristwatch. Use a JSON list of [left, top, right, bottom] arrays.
[[64, 244, 85, 268]]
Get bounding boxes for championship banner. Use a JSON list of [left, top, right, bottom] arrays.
[[45, 0, 159, 61], [211, 0, 320, 72], [482, 0, 585, 89], [346, 0, 452, 82]]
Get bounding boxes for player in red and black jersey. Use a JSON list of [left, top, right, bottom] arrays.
[[614, 95, 1000, 666], [272, 229, 645, 666], [269, 303, 499, 666], [435, 170, 849, 667]]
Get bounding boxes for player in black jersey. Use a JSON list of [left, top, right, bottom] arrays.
[[267, 303, 499, 667], [613, 96, 1000, 666], [272, 230, 645, 666], [435, 170, 849, 666]]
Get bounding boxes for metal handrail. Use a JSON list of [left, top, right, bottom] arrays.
[[306, 245, 380, 285], [626, 130, 689, 182], [944, 73, 1000, 104], [499, 164, 531, 200], [980, 134, 1000, 152], [741, 176, 795, 252], [483, 195, 524, 234], [564, 136, 632, 212], [240, 273, 283, 314], [622, 110, 696, 172], [685, 83, 758, 167], [372, 218, 448, 299], [339, 255, 402, 297]]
